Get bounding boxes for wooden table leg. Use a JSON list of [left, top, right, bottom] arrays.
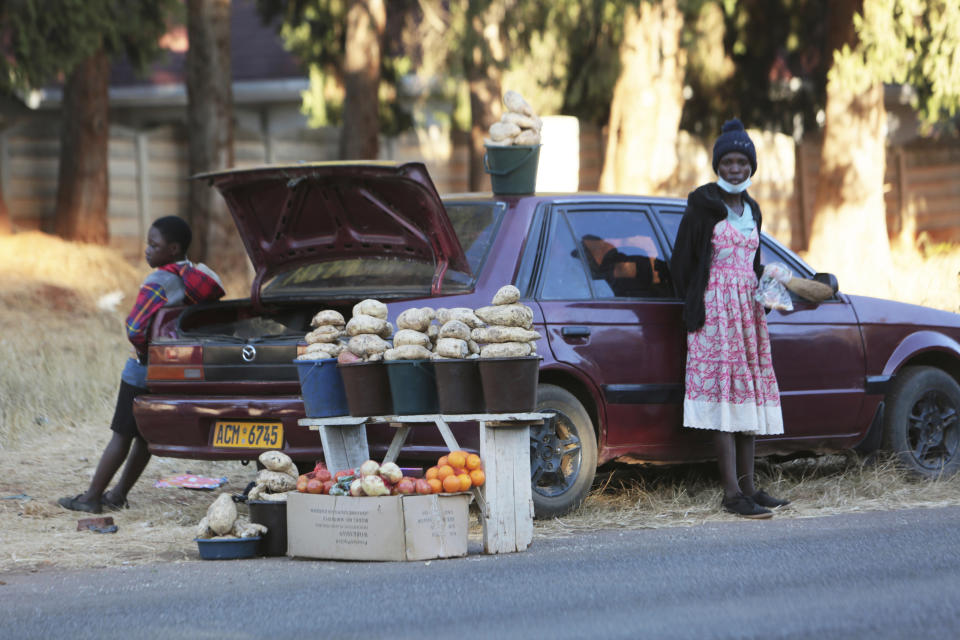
[[317, 424, 370, 472], [431, 417, 463, 451], [479, 421, 533, 554], [382, 425, 412, 464]]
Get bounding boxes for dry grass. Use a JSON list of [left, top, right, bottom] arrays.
[[1, 232, 959, 574]]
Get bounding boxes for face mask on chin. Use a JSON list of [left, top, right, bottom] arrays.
[[717, 176, 752, 194]]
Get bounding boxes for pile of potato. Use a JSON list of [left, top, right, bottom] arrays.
[[472, 285, 542, 358], [385, 307, 436, 361], [196, 493, 267, 540], [247, 450, 299, 502], [432, 308, 483, 360], [342, 299, 393, 362], [485, 90, 543, 147], [297, 309, 346, 360]]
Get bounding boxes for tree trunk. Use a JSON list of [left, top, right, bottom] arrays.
[[806, 0, 892, 295], [186, 0, 235, 265], [339, 0, 385, 160], [53, 48, 110, 244], [465, 2, 505, 192], [0, 185, 11, 235], [599, 0, 685, 195]]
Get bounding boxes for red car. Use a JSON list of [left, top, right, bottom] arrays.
[[135, 162, 960, 518]]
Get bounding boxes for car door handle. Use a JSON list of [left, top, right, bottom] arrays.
[[561, 326, 591, 338]]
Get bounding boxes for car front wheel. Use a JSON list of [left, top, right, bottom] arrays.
[[530, 384, 598, 518], [883, 366, 960, 478]]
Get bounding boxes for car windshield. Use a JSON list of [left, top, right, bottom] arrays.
[[262, 202, 503, 297]]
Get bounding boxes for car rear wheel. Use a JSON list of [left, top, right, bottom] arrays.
[[883, 366, 960, 478], [530, 384, 598, 518]]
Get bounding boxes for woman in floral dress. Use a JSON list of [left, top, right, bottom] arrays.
[[671, 119, 790, 518]]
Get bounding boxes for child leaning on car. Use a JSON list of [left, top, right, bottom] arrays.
[[59, 216, 225, 514]]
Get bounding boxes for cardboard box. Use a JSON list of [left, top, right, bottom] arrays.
[[286, 492, 470, 561]]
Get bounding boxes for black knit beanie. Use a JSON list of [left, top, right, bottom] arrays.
[[712, 118, 757, 176]]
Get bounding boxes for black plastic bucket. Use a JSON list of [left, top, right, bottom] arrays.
[[483, 144, 541, 195], [477, 356, 541, 412], [386, 360, 439, 415], [248, 500, 287, 557], [293, 358, 349, 418], [433, 359, 485, 414], [338, 361, 393, 416]]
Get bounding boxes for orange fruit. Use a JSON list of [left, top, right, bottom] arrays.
[[442, 475, 461, 493], [457, 473, 472, 492], [469, 469, 485, 487], [466, 453, 482, 470], [425, 466, 439, 481], [452, 467, 466, 477], [437, 455, 449, 468], [448, 450, 467, 469], [437, 465, 455, 481], [427, 478, 442, 494]]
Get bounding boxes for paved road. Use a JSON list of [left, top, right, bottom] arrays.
[[4, 506, 960, 639]]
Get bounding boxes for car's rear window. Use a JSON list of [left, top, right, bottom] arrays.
[[262, 203, 503, 297]]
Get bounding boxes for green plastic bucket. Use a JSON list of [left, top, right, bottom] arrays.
[[483, 144, 541, 195], [385, 360, 439, 415]]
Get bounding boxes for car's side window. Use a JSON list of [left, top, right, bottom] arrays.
[[539, 211, 594, 300], [656, 209, 684, 250], [564, 209, 674, 299]]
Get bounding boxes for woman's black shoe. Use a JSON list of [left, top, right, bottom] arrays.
[[751, 490, 790, 508], [721, 493, 773, 519]]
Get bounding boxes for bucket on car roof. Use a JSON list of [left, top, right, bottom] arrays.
[[483, 144, 541, 195]]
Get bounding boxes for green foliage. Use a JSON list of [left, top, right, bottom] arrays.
[[842, 0, 960, 131], [0, 0, 175, 93]]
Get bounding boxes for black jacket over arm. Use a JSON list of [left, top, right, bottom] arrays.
[[670, 183, 764, 332]]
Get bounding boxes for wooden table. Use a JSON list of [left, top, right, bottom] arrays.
[[299, 412, 550, 554]]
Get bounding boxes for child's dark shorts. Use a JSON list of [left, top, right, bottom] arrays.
[[110, 381, 149, 440]]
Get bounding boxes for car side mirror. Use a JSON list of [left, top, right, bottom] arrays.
[[813, 272, 839, 295]]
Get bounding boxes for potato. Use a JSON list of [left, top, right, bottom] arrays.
[[379, 321, 394, 340], [480, 341, 533, 358], [346, 314, 388, 337], [305, 341, 344, 357], [437, 307, 484, 329], [348, 334, 390, 358], [257, 469, 298, 493], [352, 299, 388, 319], [233, 521, 269, 538], [393, 329, 432, 349], [435, 338, 469, 359], [484, 136, 515, 147], [489, 121, 521, 141], [468, 339, 480, 355], [501, 112, 540, 131], [384, 345, 433, 361], [504, 90, 535, 117], [196, 516, 215, 539], [206, 493, 237, 535], [310, 310, 346, 328], [296, 352, 330, 361], [438, 320, 471, 341], [247, 484, 265, 501], [258, 450, 294, 473], [471, 326, 542, 344], [474, 303, 534, 329], [396, 307, 436, 332], [367, 352, 384, 362], [305, 325, 342, 343], [514, 129, 542, 146], [492, 284, 520, 305], [427, 323, 439, 343]]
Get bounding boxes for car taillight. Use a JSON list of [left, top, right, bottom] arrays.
[[147, 345, 204, 381]]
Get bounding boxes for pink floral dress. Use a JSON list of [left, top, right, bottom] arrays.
[[683, 220, 784, 435]]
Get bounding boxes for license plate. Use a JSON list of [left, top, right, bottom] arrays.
[[212, 421, 283, 449]]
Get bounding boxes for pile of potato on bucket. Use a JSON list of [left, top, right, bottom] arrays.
[[295, 285, 541, 363], [485, 90, 542, 147]]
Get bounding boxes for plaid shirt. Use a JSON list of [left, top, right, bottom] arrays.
[[125, 261, 225, 359]]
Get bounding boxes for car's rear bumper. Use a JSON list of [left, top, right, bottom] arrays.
[[133, 394, 476, 464]]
